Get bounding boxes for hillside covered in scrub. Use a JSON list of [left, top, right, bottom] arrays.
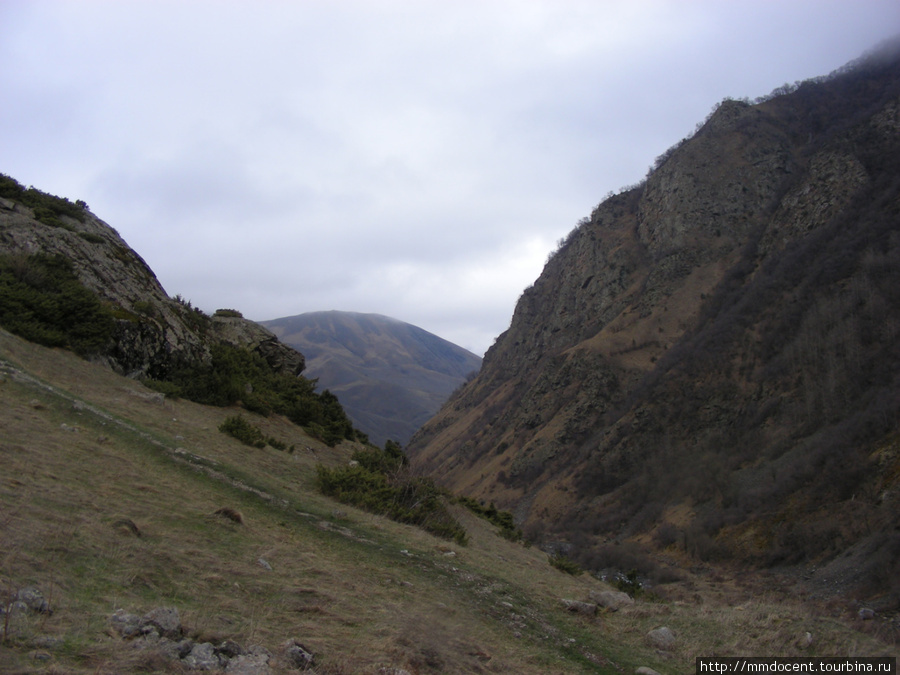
[[2, 323, 897, 673], [407, 42, 900, 609]]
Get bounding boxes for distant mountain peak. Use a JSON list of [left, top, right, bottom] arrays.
[[263, 310, 481, 447]]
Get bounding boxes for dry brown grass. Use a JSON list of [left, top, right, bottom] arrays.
[[0, 329, 896, 673]]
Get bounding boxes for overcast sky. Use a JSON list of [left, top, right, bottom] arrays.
[[2, 1, 898, 355]]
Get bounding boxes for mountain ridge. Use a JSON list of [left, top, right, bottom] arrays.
[[407, 44, 900, 605], [263, 310, 481, 446]]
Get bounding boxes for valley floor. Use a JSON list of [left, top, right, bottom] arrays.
[[0, 329, 896, 673]]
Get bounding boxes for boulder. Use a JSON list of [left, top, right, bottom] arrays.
[[142, 606, 182, 639], [647, 626, 676, 650], [589, 589, 635, 611], [225, 653, 273, 675], [560, 599, 598, 615], [217, 640, 246, 659], [110, 609, 143, 638], [282, 639, 315, 670], [17, 587, 51, 614], [184, 642, 220, 670]]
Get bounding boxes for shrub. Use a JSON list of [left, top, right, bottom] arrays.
[[77, 232, 105, 244], [0, 173, 87, 225], [219, 415, 266, 448], [612, 569, 643, 597], [160, 344, 357, 446], [142, 379, 182, 399], [455, 496, 522, 541], [549, 553, 583, 576], [316, 444, 468, 544], [0, 253, 114, 356]]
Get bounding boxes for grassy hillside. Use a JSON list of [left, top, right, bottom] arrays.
[[0, 329, 895, 673]]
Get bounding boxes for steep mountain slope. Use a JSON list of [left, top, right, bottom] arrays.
[[407, 43, 900, 604], [2, 328, 895, 673], [0, 175, 303, 379], [263, 311, 481, 447]]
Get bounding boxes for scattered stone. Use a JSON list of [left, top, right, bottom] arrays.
[[796, 632, 814, 649], [157, 638, 194, 660], [142, 606, 182, 639], [218, 639, 246, 659], [110, 609, 143, 638], [226, 653, 273, 675], [589, 589, 635, 611], [647, 626, 676, 650], [31, 636, 64, 649], [282, 639, 315, 670], [184, 642, 220, 670], [110, 606, 303, 673], [561, 599, 598, 615], [258, 558, 273, 571], [858, 608, 875, 620], [17, 587, 51, 614], [248, 645, 273, 660], [636, 667, 662, 675]]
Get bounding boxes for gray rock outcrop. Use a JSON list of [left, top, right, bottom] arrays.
[[109, 607, 312, 672], [0, 194, 305, 379], [588, 590, 635, 611], [647, 626, 676, 650]]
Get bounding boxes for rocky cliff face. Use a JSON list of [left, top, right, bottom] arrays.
[[0, 188, 303, 379], [407, 45, 900, 599]]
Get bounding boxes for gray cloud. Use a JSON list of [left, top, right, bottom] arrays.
[[1, 0, 897, 355]]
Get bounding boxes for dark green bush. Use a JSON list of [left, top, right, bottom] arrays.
[[316, 443, 467, 544], [159, 343, 357, 446], [611, 569, 644, 597], [0, 173, 87, 226], [455, 496, 522, 541], [219, 415, 266, 448], [217, 414, 288, 450], [0, 253, 114, 356], [549, 553, 583, 576], [142, 379, 182, 399]]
